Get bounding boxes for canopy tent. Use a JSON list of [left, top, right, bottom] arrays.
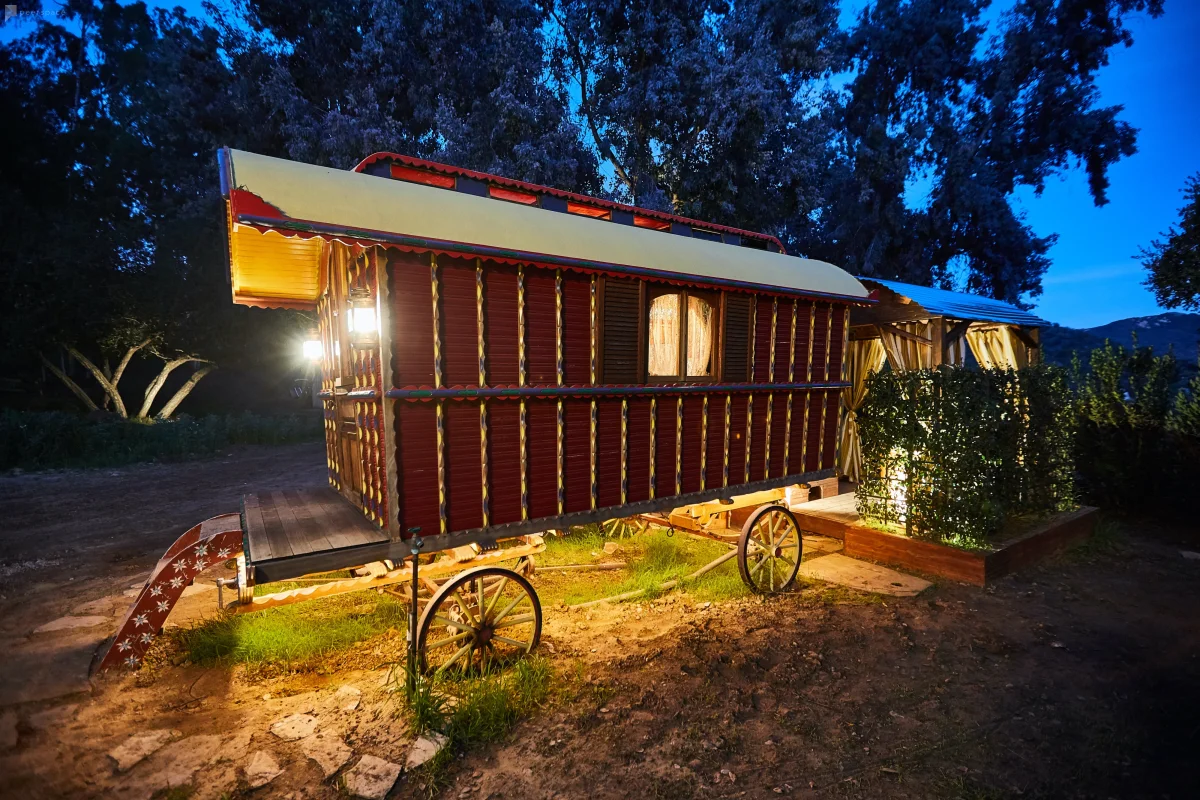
[[219, 148, 870, 309], [837, 278, 1047, 481]]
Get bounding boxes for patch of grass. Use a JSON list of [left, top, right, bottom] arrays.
[[168, 590, 406, 671], [1071, 515, 1126, 557], [539, 526, 746, 606], [406, 656, 553, 795]]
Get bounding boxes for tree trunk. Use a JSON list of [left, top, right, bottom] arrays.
[[40, 353, 98, 411], [66, 347, 128, 418], [155, 365, 215, 420], [138, 357, 204, 419]]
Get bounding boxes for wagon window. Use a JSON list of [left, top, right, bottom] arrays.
[[644, 287, 718, 382], [648, 293, 681, 377]]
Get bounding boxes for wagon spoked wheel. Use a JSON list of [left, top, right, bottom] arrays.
[[416, 566, 542, 677], [737, 504, 803, 594]]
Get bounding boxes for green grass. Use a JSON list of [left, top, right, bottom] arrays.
[[168, 590, 406, 671], [0, 409, 322, 471], [537, 525, 751, 606], [405, 656, 554, 794]]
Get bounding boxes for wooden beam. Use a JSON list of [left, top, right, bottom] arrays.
[[878, 322, 932, 347]]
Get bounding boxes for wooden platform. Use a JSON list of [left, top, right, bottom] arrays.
[[242, 489, 390, 583]]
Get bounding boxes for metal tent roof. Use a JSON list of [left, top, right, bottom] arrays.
[[857, 277, 1047, 327]]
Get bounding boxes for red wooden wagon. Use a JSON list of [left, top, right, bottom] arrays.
[[99, 149, 871, 673]]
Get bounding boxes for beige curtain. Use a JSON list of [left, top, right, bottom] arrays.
[[648, 294, 680, 376], [838, 338, 887, 481], [686, 295, 715, 376], [966, 325, 1029, 370], [945, 326, 969, 366], [878, 321, 933, 372]]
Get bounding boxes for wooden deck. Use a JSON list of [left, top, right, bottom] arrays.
[[242, 489, 390, 583], [789, 491, 861, 539]]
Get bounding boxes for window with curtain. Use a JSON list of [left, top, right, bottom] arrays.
[[645, 289, 718, 381]]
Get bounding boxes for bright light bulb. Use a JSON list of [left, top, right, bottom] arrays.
[[350, 304, 378, 335], [302, 338, 323, 361]]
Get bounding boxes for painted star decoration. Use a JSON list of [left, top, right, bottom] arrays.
[[133, 613, 149, 628], [117, 638, 132, 652], [140, 632, 154, 645], [169, 577, 183, 589], [149, 584, 163, 597], [156, 600, 170, 613], [217, 548, 232, 560], [124, 656, 139, 668]]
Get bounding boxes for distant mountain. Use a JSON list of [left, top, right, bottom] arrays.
[[1041, 312, 1200, 374]]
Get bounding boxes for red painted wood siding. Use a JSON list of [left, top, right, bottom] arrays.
[[393, 253, 435, 387], [562, 272, 592, 385], [444, 401, 483, 531], [681, 398, 704, 494], [440, 257, 479, 387], [395, 403, 440, 537], [483, 265, 519, 385], [524, 269, 557, 385], [596, 398, 622, 508], [487, 401, 522, 525]]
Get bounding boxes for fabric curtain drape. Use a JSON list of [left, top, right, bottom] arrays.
[[878, 321, 933, 372], [686, 296, 715, 376], [648, 294, 680, 376], [966, 326, 1029, 370], [838, 338, 888, 482], [945, 326, 969, 366]]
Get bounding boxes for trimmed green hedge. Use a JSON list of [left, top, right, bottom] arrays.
[[856, 365, 1076, 548], [0, 410, 322, 471]]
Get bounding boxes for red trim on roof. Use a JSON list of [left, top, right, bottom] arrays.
[[229, 188, 284, 220], [353, 151, 786, 253], [488, 186, 538, 205], [566, 201, 611, 220], [634, 215, 671, 232], [390, 163, 456, 189]]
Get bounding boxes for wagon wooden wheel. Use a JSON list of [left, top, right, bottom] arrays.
[[415, 566, 542, 676], [737, 504, 803, 594]]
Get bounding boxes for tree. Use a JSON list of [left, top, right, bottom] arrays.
[[1142, 173, 1200, 311], [545, 0, 844, 232], [811, 0, 1163, 304], [236, 0, 602, 190]]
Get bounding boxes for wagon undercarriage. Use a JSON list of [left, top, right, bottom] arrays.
[[98, 485, 813, 674]]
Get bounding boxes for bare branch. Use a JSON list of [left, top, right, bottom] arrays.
[[547, 4, 635, 194], [66, 346, 128, 418], [154, 365, 215, 420], [39, 353, 99, 412], [112, 338, 153, 388]]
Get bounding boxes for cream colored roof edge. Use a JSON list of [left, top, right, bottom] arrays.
[[225, 149, 869, 301]]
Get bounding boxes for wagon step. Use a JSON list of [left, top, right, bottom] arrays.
[[96, 513, 244, 672]]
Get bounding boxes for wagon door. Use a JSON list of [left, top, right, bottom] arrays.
[[328, 249, 364, 506]]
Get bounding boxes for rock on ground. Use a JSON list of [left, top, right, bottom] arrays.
[[115, 733, 224, 800], [270, 713, 318, 741], [405, 732, 449, 771], [32, 615, 110, 634], [301, 731, 353, 777], [334, 684, 362, 712], [244, 750, 284, 789], [343, 755, 402, 800], [107, 729, 181, 772]]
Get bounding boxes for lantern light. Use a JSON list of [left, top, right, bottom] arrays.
[[302, 328, 323, 362], [348, 287, 379, 348]]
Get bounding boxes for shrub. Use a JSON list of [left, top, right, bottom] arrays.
[[0, 410, 322, 471], [1072, 343, 1198, 516], [856, 364, 1075, 547]]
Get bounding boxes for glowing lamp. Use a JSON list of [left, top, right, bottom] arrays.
[[348, 288, 379, 348], [302, 328, 323, 362]]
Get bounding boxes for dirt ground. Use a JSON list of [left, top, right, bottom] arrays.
[[0, 443, 1197, 799]]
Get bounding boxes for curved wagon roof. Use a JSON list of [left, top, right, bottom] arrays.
[[219, 148, 870, 309]]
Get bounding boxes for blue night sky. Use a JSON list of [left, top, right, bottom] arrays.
[[5, 0, 1197, 329]]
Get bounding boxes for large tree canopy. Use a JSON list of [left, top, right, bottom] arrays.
[[0, 0, 1164, 410], [1142, 173, 1200, 311]]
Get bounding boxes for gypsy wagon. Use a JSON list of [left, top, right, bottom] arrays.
[[99, 149, 871, 673]]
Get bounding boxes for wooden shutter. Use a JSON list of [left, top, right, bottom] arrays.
[[601, 277, 642, 383], [723, 293, 751, 382]]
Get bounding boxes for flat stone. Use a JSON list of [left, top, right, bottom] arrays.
[[798, 553, 932, 597], [301, 731, 353, 777], [1180, 550, 1200, 561], [117, 734, 224, 799], [335, 685, 362, 712], [181, 583, 217, 596], [33, 615, 111, 634], [72, 595, 125, 616], [108, 729, 182, 772], [245, 750, 284, 788], [405, 732, 449, 771], [270, 713, 318, 741], [27, 703, 78, 731], [123, 588, 141, 597], [0, 630, 105, 705], [344, 755, 402, 799], [602, 541, 621, 555], [0, 710, 17, 750]]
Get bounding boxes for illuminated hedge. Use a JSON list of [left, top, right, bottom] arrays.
[[855, 364, 1075, 548]]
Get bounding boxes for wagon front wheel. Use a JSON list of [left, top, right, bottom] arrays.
[[737, 504, 802, 594], [416, 566, 542, 677]]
